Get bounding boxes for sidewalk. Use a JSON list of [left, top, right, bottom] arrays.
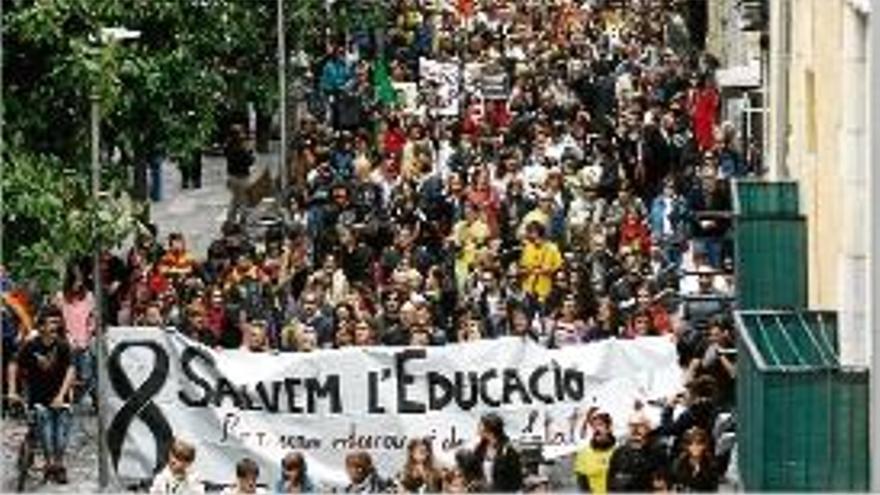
[[151, 150, 279, 257]]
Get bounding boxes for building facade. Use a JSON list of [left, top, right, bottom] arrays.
[[765, 0, 873, 365]]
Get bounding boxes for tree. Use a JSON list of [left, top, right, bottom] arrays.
[[1, 0, 390, 290], [1, 143, 136, 292], [2, 0, 260, 290]]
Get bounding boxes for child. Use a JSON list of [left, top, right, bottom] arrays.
[[223, 457, 265, 494], [276, 452, 316, 493], [149, 438, 204, 494]]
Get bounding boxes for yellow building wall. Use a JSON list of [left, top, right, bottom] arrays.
[[783, 0, 845, 310]]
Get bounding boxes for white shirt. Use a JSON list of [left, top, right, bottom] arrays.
[[522, 163, 548, 198], [221, 486, 267, 495], [435, 140, 454, 179], [149, 467, 205, 495], [662, 197, 674, 236]]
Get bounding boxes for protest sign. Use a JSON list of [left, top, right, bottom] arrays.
[[419, 58, 461, 116], [102, 328, 681, 489], [392, 82, 421, 115]]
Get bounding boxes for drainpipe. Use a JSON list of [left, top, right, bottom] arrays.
[[769, 0, 791, 179], [868, 0, 879, 490]]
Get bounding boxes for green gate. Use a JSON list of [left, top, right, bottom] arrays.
[[735, 310, 869, 491], [733, 180, 808, 309]]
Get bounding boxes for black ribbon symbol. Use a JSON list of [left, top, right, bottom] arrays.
[[107, 340, 174, 475]]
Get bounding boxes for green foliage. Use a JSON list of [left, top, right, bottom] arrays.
[[2, 145, 137, 291], [1, 0, 387, 287], [3, 0, 282, 163]]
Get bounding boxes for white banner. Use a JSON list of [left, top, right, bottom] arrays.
[[464, 62, 509, 101], [392, 82, 422, 116], [463, 62, 485, 94], [102, 328, 681, 489], [419, 58, 461, 116]]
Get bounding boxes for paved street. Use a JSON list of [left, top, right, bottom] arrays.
[[1, 409, 99, 493], [151, 150, 280, 257], [0, 150, 280, 494]]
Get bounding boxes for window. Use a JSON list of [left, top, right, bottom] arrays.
[[805, 69, 817, 154]]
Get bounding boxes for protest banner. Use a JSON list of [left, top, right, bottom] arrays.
[[481, 71, 509, 100], [102, 328, 681, 489], [464, 62, 484, 94], [392, 82, 421, 115], [419, 58, 461, 116], [464, 62, 508, 101]]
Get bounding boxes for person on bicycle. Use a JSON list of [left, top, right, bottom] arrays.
[[7, 305, 75, 484]]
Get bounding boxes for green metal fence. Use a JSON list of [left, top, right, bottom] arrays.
[[735, 310, 869, 491], [733, 180, 808, 310], [732, 179, 800, 217]]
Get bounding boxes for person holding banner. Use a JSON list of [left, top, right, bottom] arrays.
[[607, 411, 667, 493], [396, 438, 442, 493], [276, 452, 316, 493], [573, 410, 617, 493], [222, 457, 265, 495], [149, 438, 204, 494], [474, 413, 523, 493], [444, 449, 485, 494], [344, 451, 393, 493]]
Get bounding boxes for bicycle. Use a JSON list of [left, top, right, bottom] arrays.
[[6, 397, 41, 492]]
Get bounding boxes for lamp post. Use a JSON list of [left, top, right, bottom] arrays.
[[93, 26, 140, 491], [869, 0, 880, 489], [277, 0, 288, 195]]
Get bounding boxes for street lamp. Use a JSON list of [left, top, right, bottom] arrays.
[[99, 27, 142, 43], [277, 0, 287, 195], [91, 26, 140, 491]]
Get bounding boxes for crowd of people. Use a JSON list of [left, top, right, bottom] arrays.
[[2, 0, 748, 491], [150, 414, 525, 494]]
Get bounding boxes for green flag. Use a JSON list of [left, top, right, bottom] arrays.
[[373, 58, 398, 106]]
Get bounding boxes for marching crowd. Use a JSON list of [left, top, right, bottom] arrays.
[[2, 0, 747, 492]]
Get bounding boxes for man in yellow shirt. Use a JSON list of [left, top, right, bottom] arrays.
[[573, 410, 616, 493], [519, 221, 563, 304], [452, 203, 491, 292]]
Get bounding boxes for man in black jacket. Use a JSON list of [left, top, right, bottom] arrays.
[[224, 124, 255, 222], [608, 411, 668, 492], [8, 307, 76, 484], [475, 413, 523, 492]]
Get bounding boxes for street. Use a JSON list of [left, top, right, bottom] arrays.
[[4, 0, 877, 491], [1, 409, 99, 493]]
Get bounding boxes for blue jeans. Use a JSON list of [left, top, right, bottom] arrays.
[[693, 238, 723, 268], [34, 404, 72, 460], [72, 345, 96, 405], [660, 238, 684, 268]]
